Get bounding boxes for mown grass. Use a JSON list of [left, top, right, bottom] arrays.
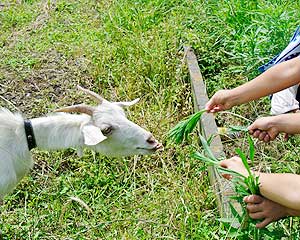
[[0, 0, 300, 239]]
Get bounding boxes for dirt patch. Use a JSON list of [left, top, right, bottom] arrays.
[[0, 49, 94, 118]]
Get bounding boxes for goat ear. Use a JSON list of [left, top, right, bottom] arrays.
[[115, 98, 140, 107], [82, 125, 107, 146]]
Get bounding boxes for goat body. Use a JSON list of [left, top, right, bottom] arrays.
[[0, 109, 32, 199], [0, 109, 91, 199]]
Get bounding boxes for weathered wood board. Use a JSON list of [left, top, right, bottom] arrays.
[[184, 46, 238, 218]]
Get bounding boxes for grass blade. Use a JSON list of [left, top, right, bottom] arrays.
[[235, 148, 251, 177], [199, 134, 218, 161], [228, 125, 249, 133], [247, 134, 255, 164], [191, 151, 219, 165], [167, 109, 206, 144]]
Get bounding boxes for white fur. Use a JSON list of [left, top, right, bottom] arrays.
[[0, 100, 161, 199], [0, 108, 32, 199]]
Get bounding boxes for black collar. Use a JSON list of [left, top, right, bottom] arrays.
[[24, 120, 37, 150]]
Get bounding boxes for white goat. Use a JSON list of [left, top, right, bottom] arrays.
[[0, 86, 162, 201]]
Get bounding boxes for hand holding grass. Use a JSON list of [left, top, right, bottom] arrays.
[[219, 156, 251, 179], [220, 156, 300, 213], [243, 195, 300, 229], [248, 117, 280, 142], [248, 113, 300, 142], [167, 108, 300, 231], [205, 89, 237, 113]]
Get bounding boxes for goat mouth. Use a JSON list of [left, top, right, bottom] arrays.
[[153, 143, 164, 151], [137, 143, 164, 152]]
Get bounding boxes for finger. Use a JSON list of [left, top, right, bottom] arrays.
[[205, 100, 213, 111], [243, 195, 264, 204], [263, 134, 270, 143], [249, 211, 265, 219], [284, 133, 289, 141], [253, 130, 261, 138], [256, 218, 272, 229], [221, 173, 232, 180], [219, 159, 229, 168], [213, 106, 222, 112], [208, 107, 220, 113], [258, 132, 267, 141], [205, 100, 217, 112], [269, 129, 279, 141], [248, 122, 257, 132], [246, 203, 263, 213]]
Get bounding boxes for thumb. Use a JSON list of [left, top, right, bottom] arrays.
[[205, 99, 215, 111], [268, 128, 279, 140], [219, 159, 229, 168], [248, 121, 258, 133]]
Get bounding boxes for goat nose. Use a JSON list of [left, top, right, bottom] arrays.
[[146, 135, 156, 144]]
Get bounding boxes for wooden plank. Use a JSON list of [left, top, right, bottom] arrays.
[[184, 46, 239, 218]]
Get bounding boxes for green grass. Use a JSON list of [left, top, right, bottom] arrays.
[[1, 0, 300, 239]]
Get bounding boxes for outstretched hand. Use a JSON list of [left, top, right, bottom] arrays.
[[205, 90, 235, 113]]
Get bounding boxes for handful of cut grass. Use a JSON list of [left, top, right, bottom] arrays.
[[167, 108, 249, 144], [167, 109, 206, 144], [168, 109, 259, 193], [168, 109, 264, 236], [192, 134, 260, 195]]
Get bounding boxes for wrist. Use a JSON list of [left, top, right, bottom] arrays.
[[267, 115, 284, 132], [286, 207, 300, 217], [227, 89, 242, 107], [269, 114, 300, 134]]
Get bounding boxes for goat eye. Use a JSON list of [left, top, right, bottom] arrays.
[[101, 126, 113, 135]]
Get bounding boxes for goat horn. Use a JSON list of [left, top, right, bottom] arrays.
[[77, 85, 104, 104], [115, 98, 140, 107], [55, 104, 94, 116]]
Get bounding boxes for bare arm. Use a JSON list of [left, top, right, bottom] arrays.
[[258, 173, 300, 211], [206, 57, 300, 112], [231, 57, 300, 104], [264, 113, 300, 135]]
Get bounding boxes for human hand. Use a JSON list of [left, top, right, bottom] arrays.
[[248, 116, 280, 142], [244, 195, 290, 228], [205, 90, 235, 113], [219, 156, 249, 179]]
